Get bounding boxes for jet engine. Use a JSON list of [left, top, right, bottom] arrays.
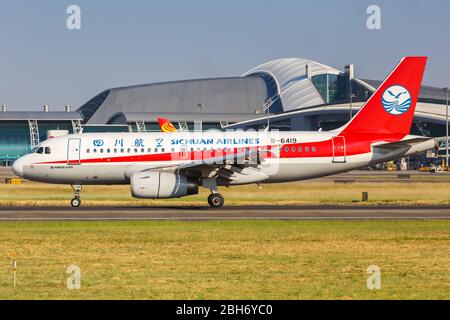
[[130, 171, 198, 199]]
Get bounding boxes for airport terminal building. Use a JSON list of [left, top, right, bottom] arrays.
[[1, 57, 448, 165]]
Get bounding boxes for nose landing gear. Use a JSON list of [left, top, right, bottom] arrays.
[[71, 184, 82, 208]]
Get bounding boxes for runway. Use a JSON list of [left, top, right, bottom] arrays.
[[0, 206, 449, 220]]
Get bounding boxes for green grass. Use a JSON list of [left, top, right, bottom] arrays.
[[2, 181, 450, 206], [0, 220, 449, 299]]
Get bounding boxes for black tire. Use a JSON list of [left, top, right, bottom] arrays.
[[71, 197, 81, 208], [208, 193, 224, 208]]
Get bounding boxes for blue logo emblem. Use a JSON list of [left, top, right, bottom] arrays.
[[155, 138, 163, 148], [382, 85, 412, 115], [93, 139, 104, 147]]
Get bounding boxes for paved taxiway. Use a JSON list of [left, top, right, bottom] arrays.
[[0, 206, 449, 220]]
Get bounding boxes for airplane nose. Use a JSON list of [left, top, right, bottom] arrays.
[[12, 158, 24, 177]]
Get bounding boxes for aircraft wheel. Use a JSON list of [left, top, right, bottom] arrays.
[[71, 197, 81, 208], [208, 193, 224, 208]]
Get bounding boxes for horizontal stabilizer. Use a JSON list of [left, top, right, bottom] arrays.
[[372, 136, 434, 150]]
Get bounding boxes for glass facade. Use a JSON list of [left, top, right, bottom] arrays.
[[0, 123, 30, 165], [311, 74, 347, 104], [311, 74, 372, 104], [351, 79, 372, 102], [82, 125, 129, 133], [411, 120, 446, 137]]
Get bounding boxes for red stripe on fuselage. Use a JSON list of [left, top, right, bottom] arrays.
[[34, 135, 401, 165]]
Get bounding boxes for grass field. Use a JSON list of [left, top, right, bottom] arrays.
[[0, 180, 449, 300], [0, 220, 449, 300], [2, 180, 450, 206]]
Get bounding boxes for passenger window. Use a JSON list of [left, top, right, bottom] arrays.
[[100, 149, 104, 153], [161, 148, 165, 152], [305, 147, 310, 152], [107, 149, 111, 153], [284, 147, 289, 152], [291, 147, 296, 152], [312, 146, 317, 152], [141, 148, 145, 153], [93, 149, 97, 153], [121, 149, 124, 153], [86, 149, 90, 153], [113, 148, 117, 153], [154, 148, 158, 153], [298, 147, 302, 152], [147, 148, 152, 153]]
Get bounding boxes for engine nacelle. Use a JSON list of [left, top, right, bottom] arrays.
[[130, 172, 198, 199]]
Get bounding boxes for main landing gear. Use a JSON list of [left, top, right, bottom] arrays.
[[71, 184, 82, 208], [203, 178, 224, 208], [207, 193, 224, 208]]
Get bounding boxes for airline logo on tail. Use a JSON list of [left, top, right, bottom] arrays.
[[158, 117, 177, 132], [382, 85, 412, 115]]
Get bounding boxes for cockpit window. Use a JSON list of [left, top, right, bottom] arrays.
[[35, 147, 44, 154], [45, 147, 51, 154]]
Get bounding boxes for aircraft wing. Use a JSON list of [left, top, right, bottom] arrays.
[[124, 148, 269, 180]]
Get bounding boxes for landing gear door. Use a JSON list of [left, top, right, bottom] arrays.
[[332, 136, 346, 163], [67, 138, 81, 165]]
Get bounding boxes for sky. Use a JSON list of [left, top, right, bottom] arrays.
[[0, 0, 449, 111]]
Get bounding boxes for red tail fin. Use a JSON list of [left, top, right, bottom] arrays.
[[340, 57, 427, 139]]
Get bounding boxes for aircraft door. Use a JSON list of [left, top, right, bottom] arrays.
[[332, 136, 346, 163], [67, 138, 81, 165], [180, 144, 188, 159]]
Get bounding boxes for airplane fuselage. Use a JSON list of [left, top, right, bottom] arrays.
[[12, 130, 431, 186]]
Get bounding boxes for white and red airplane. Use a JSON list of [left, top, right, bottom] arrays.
[[12, 57, 435, 208]]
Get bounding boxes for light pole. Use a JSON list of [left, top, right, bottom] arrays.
[[349, 81, 353, 120], [264, 99, 272, 131], [197, 103, 204, 132], [345, 64, 354, 120], [445, 87, 449, 168], [350, 94, 357, 119]]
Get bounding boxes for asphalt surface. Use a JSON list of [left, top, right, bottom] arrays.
[[0, 205, 449, 220]]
